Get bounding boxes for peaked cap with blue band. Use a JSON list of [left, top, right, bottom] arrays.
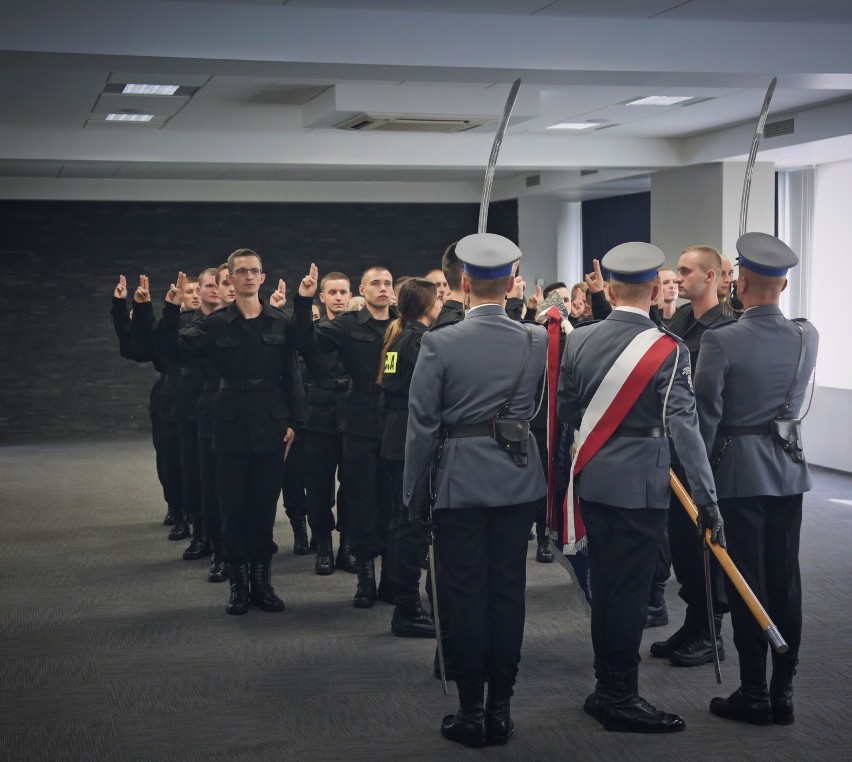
[[736, 232, 798, 277], [456, 233, 522, 278], [602, 242, 665, 283]]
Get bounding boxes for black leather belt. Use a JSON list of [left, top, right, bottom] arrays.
[[447, 422, 493, 438], [180, 368, 204, 378], [613, 426, 665, 438], [311, 378, 351, 392], [719, 424, 771, 436], [350, 380, 380, 394], [219, 379, 279, 391]]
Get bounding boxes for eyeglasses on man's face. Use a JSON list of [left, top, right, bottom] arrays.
[[233, 268, 262, 277]]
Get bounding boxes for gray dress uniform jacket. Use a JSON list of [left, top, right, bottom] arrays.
[[693, 305, 819, 499], [403, 303, 547, 511], [557, 309, 717, 509]]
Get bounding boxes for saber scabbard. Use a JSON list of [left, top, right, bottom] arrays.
[[669, 469, 788, 654], [428, 533, 448, 696]]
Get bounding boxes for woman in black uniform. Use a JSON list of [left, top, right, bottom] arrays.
[[378, 278, 443, 637]]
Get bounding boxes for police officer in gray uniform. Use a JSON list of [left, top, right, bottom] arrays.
[[404, 233, 547, 748], [557, 242, 723, 734], [694, 232, 818, 726]]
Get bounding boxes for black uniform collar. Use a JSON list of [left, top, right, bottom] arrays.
[[222, 299, 277, 323]]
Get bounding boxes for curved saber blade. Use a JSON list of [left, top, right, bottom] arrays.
[[739, 77, 777, 237], [479, 78, 521, 234], [703, 541, 723, 684]]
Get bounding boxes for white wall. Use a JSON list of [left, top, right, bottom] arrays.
[[517, 196, 559, 287]]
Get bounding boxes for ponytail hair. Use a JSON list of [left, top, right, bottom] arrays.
[[377, 278, 438, 383]]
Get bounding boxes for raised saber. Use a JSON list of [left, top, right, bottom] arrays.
[[739, 77, 777, 237], [670, 470, 788, 654], [478, 78, 521, 234]]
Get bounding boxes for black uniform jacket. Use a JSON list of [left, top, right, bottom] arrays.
[[300, 315, 350, 434], [157, 299, 313, 454], [379, 320, 427, 460], [295, 295, 393, 441]]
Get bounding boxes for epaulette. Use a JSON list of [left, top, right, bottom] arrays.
[[706, 319, 738, 331], [428, 319, 461, 331], [572, 318, 601, 330], [792, 317, 809, 324]]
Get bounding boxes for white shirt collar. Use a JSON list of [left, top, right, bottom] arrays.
[[613, 305, 649, 317]]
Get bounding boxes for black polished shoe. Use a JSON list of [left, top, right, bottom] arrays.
[[336, 534, 358, 574], [290, 518, 309, 556], [441, 712, 487, 748], [669, 634, 724, 667], [485, 697, 514, 745], [391, 596, 435, 638], [249, 558, 285, 612], [167, 514, 191, 541], [710, 688, 772, 725], [314, 533, 335, 576], [208, 552, 228, 583], [535, 535, 554, 563], [163, 507, 175, 526], [182, 536, 211, 561], [353, 556, 377, 608], [602, 669, 685, 734], [225, 563, 249, 615], [650, 607, 701, 657]]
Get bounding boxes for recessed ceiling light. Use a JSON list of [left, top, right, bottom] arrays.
[[105, 113, 155, 122], [625, 95, 695, 106], [122, 84, 180, 96], [547, 121, 603, 130]]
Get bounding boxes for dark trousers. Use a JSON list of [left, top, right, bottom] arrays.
[[149, 380, 170, 508], [434, 501, 536, 690], [666, 464, 726, 613], [581, 500, 668, 671], [281, 432, 307, 523], [719, 494, 803, 662], [198, 435, 221, 548], [158, 414, 182, 517], [177, 418, 202, 524], [305, 430, 343, 535], [217, 451, 283, 563], [342, 434, 390, 557], [386, 460, 428, 601]]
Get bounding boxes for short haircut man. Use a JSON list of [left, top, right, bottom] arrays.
[[441, 242, 463, 292]]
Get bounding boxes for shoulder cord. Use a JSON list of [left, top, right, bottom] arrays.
[[497, 324, 532, 419]]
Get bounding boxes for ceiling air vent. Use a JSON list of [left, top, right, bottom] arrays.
[[525, 174, 541, 188], [764, 118, 794, 139], [335, 113, 493, 133]]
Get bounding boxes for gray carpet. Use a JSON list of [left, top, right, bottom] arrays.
[[1, 438, 851, 761]]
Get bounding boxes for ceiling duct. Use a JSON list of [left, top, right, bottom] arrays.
[[765, 118, 795, 139], [335, 113, 494, 133]]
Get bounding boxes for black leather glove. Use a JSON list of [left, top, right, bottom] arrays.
[[408, 501, 435, 535], [697, 502, 726, 548]]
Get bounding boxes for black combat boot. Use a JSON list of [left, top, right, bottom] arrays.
[[710, 657, 772, 725], [314, 533, 335, 576], [644, 581, 668, 628], [535, 531, 554, 563], [602, 668, 685, 733], [336, 534, 358, 573], [163, 506, 175, 526], [391, 595, 435, 638], [485, 681, 515, 745], [207, 544, 228, 583], [669, 613, 724, 667], [650, 604, 701, 657], [770, 653, 798, 725], [167, 512, 191, 541], [183, 515, 211, 560], [441, 678, 487, 748], [225, 563, 250, 616], [583, 660, 607, 722], [353, 556, 377, 608], [290, 517, 309, 556], [249, 558, 285, 612]]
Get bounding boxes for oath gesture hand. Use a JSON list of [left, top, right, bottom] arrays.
[[298, 263, 319, 298], [165, 272, 187, 306], [114, 274, 128, 299], [585, 258, 604, 294], [527, 283, 543, 311], [270, 279, 287, 309], [133, 275, 151, 304]]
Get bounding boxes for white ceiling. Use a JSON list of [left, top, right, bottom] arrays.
[[2, 0, 852, 201]]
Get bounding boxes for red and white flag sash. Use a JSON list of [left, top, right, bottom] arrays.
[[563, 327, 677, 554]]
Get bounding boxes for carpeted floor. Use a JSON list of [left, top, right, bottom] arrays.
[[1, 438, 850, 761]]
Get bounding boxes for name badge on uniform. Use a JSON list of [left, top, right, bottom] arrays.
[[384, 352, 398, 374]]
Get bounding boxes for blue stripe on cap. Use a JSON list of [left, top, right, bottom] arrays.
[[737, 256, 788, 278], [610, 268, 659, 283], [463, 262, 514, 278]]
